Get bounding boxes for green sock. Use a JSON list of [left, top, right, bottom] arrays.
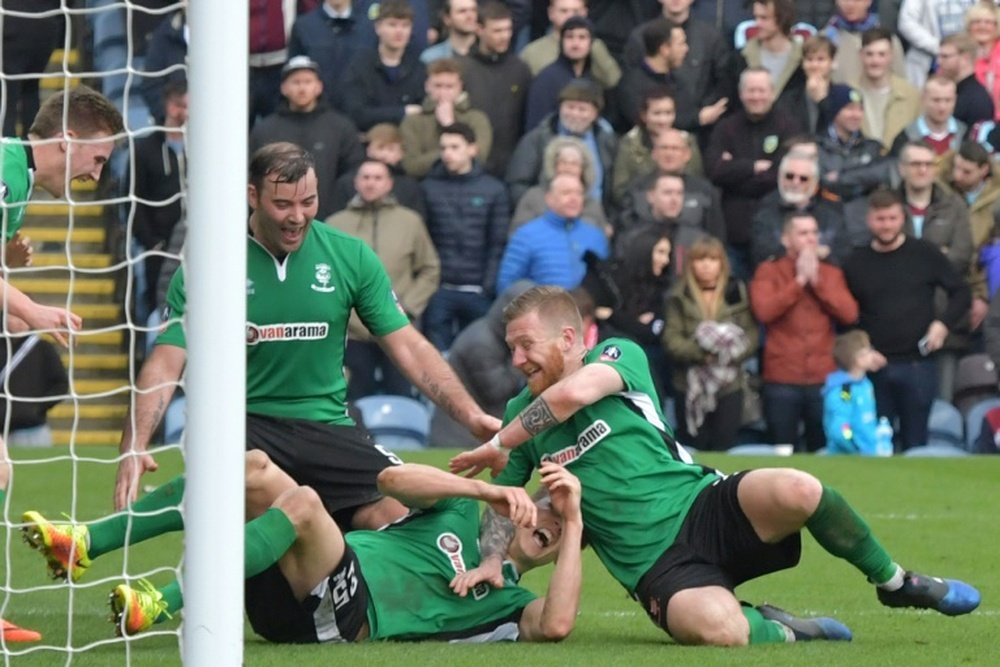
[[244, 507, 297, 579], [743, 606, 788, 644], [805, 485, 898, 585], [88, 475, 186, 558], [156, 580, 183, 624], [0, 487, 6, 506]]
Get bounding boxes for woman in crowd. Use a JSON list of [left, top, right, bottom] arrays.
[[969, 2, 1000, 120]]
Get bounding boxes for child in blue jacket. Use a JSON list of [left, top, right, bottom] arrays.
[[823, 330, 881, 454]]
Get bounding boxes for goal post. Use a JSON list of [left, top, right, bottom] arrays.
[[182, 0, 247, 663]]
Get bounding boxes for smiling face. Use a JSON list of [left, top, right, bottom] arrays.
[[739, 70, 774, 117], [248, 167, 319, 256], [641, 96, 676, 134], [512, 505, 564, 567], [505, 309, 572, 396]]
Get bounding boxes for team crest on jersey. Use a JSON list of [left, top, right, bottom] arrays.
[[311, 263, 336, 293], [437, 533, 488, 600], [246, 321, 329, 345], [540, 419, 611, 466], [763, 135, 778, 154], [599, 344, 622, 362]]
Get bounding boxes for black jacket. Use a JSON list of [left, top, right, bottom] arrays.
[[128, 130, 184, 252], [749, 191, 849, 269], [342, 48, 426, 130]]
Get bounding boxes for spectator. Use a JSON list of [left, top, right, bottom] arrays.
[[329, 123, 426, 218], [950, 141, 1000, 331], [458, 2, 532, 178], [583, 0, 659, 58], [624, 0, 733, 146], [141, 8, 187, 123], [898, 0, 978, 88], [400, 58, 492, 178], [250, 56, 365, 219], [421, 0, 479, 62], [897, 141, 973, 401], [342, 0, 427, 131], [0, 334, 68, 448], [823, 0, 905, 86], [822, 329, 881, 455], [420, 123, 509, 350], [524, 16, 602, 132], [817, 84, 893, 247], [497, 174, 609, 293], [519, 0, 621, 89], [737, 0, 804, 105], [937, 32, 996, 128], [888, 76, 965, 179], [427, 280, 533, 448], [247, 0, 305, 126], [689, 0, 751, 44], [843, 189, 971, 450], [506, 79, 617, 207], [968, 2, 1000, 120], [854, 27, 920, 149], [663, 236, 758, 450], [705, 67, 800, 279], [0, 1, 61, 137], [751, 151, 850, 270], [510, 136, 609, 235], [127, 78, 188, 318], [750, 212, 859, 452], [326, 160, 441, 399], [776, 34, 838, 135], [288, 0, 377, 112], [619, 129, 724, 244]]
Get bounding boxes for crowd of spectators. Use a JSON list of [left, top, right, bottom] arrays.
[[18, 0, 1000, 454]]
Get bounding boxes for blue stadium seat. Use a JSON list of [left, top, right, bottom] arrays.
[[927, 399, 964, 447], [964, 397, 1000, 451], [726, 444, 793, 456], [903, 443, 970, 458], [354, 395, 430, 451]]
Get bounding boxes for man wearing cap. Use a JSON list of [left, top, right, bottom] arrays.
[[507, 79, 618, 207], [524, 16, 603, 132], [818, 83, 893, 248], [251, 56, 365, 219], [520, 0, 620, 89]]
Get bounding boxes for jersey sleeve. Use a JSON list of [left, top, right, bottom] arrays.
[[587, 338, 653, 393], [352, 241, 411, 337], [154, 265, 188, 348]]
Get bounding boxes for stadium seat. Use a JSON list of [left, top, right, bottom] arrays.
[[927, 399, 964, 447], [902, 443, 970, 458], [726, 444, 794, 456], [963, 396, 1000, 451], [354, 395, 430, 451]]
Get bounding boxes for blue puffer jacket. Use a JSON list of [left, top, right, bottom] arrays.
[[822, 369, 878, 455], [496, 210, 609, 294], [420, 161, 510, 294]]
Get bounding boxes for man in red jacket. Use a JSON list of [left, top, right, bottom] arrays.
[[749, 211, 859, 451]]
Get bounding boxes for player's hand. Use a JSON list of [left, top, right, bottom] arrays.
[[483, 485, 536, 528], [114, 452, 159, 510], [22, 304, 82, 347], [466, 411, 502, 441], [450, 555, 504, 597], [449, 443, 509, 478], [539, 461, 581, 523], [5, 234, 32, 268]]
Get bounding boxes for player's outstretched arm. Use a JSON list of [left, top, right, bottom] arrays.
[[518, 462, 584, 642], [0, 279, 82, 347], [376, 463, 537, 528], [450, 363, 624, 477], [378, 325, 501, 440], [115, 344, 186, 510]]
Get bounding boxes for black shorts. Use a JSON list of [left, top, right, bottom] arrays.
[[633, 471, 801, 631], [246, 413, 401, 530], [245, 544, 370, 644]]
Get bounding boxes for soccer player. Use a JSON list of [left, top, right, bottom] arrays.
[[24, 453, 584, 642], [450, 285, 981, 647], [1, 85, 119, 343], [114, 142, 501, 532]]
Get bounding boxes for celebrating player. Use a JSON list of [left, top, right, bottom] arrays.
[[115, 142, 500, 532], [450, 285, 980, 646], [24, 453, 584, 643]]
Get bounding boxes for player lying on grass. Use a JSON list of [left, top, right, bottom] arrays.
[[450, 285, 981, 647], [23, 451, 584, 642]]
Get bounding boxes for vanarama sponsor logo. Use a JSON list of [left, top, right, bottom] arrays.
[[540, 419, 611, 465], [246, 321, 329, 345], [436, 533, 488, 600]]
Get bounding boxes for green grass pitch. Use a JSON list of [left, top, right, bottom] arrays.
[[1, 446, 995, 666]]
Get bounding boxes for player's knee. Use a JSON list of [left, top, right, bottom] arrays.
[[274, 486, 324, 534], [245, 449, 273, 482], [774, 469, 823, 518], [667, 589, 749, 647]]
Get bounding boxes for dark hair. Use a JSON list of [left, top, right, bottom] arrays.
[[478, 0, 511, 23], [782, 210, 818, 233], [376, 0, 414, 22], [248, 142, 315, 193], [30, 84, 124, 138], [753, 0, 796, 35], [440, 121, 476, 144], [642, 18, 674, 57], [861, 26, 893, 49], [958, 140, 991, 168], [641, 85, 676, 112], [162, 77, 188, 103], [867, 187, 902, 211], [802, 33, 836, 58]]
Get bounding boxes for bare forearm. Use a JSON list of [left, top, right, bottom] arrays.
[[540, 518, 584, 636], [479, 505, 515, 562], [120, 346, 184, 454], [377, 463, 486, 508]]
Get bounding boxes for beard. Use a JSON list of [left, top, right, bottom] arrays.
[[526, 346, 566, 396]]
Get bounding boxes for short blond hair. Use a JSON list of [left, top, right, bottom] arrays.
[[503, 285, 583, 336]]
